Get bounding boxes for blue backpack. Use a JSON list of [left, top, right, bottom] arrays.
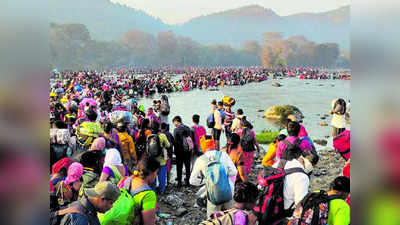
[[206, 113, 215, 128], [205, 151, 232, 205], [218, 109, 226, 124]]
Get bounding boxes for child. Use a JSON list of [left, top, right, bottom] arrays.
[[262, 134, 287, 167]]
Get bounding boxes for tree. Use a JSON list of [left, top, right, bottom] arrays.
[[242, 40, 261, 55], [157, 30, 178, 64]]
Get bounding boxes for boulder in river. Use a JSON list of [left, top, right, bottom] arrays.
[[272, 82, 282, 87], [264, 105, 303, 122]]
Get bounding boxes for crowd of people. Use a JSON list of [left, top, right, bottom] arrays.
[[51, 67, 349, 98], [49, 68, 351, 225]]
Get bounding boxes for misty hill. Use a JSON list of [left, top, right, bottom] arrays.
[[49, 0, 169, 40], [49, 1, 349, 49], [173, 5, 349, 49]]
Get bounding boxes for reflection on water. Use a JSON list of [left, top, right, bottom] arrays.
[[138, 78, 350, 147]]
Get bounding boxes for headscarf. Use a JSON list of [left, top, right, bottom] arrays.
[[103, 148, 123, 168], [52, 158, 74, 174], [64, 162, 83, 185], [90, 137, 106, 151]]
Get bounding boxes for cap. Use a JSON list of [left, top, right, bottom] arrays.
[[84, 181, 120, 201]]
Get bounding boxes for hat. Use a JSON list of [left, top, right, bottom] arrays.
[[65, 162, 83, 185], [85, 181, 120, 201]]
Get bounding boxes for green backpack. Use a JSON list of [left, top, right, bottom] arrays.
[[98, 177, 152, 225], [108, 165, 123, 185]]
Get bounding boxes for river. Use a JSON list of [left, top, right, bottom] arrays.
[[137, 77, 350, 149]]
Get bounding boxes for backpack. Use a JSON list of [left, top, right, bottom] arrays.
[[146, 134, 162, 157], [182, 132, 194, 152], [333, 130, 350, 161], [108, 165, 124, 185], [160, 102, 170, 116], [207, 113, 215, 128], [119, 132, 132, 160], [254, 166, 309, 225], [281, 138, 319, 161], [205, 151, 232, 205], [281, 139, 303, 160], [199, 208, 251, 225], [240, 128, 255, 152], [192, 125, 206, 152], [289, 191, 341, 225], [218, 109, 226, 124], [98, 177, 152, 225], [135, 130, 147, 155]]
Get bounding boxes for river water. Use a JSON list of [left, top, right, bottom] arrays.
[[138, 77, 350, 149]]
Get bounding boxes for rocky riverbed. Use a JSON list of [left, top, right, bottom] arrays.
[[156, 147, 346, 225]]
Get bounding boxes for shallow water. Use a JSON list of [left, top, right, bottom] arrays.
[[138, 77, 350, 148]]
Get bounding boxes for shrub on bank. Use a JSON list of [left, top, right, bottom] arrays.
[[256, 130, 280, 144]]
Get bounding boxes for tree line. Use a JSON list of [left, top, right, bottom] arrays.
[[50, 23, 348, 70]]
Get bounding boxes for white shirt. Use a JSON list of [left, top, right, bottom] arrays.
[[281, 159, 310, 209], [189, 150, 237, 197], [231, 115, 243, 133]]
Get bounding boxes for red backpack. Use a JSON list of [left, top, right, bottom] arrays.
[[254, 166, 309, 225], [333, 130, 350, 161]]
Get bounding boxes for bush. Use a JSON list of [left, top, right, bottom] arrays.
[[256, 130, 280, 144]]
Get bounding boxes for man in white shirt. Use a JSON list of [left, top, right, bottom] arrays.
[[274, 146, 310, 211], [231, 108, 244, 133], [190, 149, 237, 217], [210, 99, 223, 150]]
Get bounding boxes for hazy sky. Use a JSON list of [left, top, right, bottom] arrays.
[[112, 0, 350, 25]]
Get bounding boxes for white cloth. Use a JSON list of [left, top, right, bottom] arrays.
[[231, 115, 243, 133], [103, 148, 123, 168], [189, 150, 237, 198], [213, 109, 222, 130], [281, 159, 310, 209]]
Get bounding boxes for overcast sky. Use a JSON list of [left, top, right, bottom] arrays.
[[111, 0, 350, 25]]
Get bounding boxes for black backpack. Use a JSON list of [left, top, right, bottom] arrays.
[[146, 134, 162, 157], [289, 191, 341, 225], [282, 138, 319, 164], [281, 139, 303, 160], [240, 128, 255, 152], [135, 130, 147, 154]]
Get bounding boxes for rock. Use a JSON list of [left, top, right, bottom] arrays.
[[313, 139, 328, 146], [165, 194, 185, 207], [313, 168, 328, 176], [257, 109, 265, 112], [272, 82, 282, 87], [176, 207, 188, 216], [320, 122, 328, 126], [264, 105, 303, 121]]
